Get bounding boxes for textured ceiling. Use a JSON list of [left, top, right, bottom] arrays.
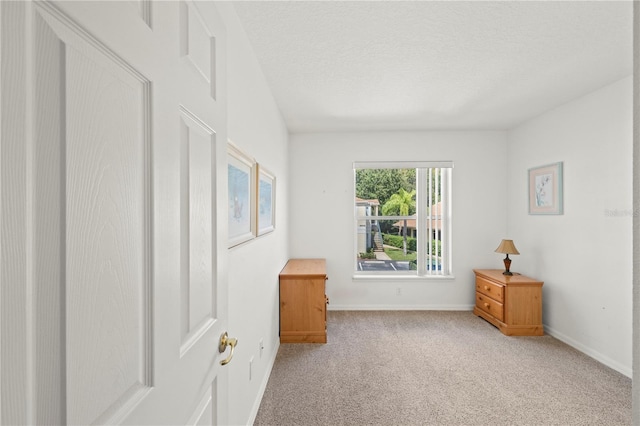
[[233, 1, 633, 133]]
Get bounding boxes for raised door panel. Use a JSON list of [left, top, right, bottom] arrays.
[[65, 50, 151, 424], [179, 107, 217, 356], [187, 385, 216, 426], [31, 5, 153, 425], [180, 0, 217, 99]]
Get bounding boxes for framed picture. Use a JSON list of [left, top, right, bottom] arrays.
[[257, 165, 276, 235], [528, 162, 563, 215], [228, 141, 256, 247]]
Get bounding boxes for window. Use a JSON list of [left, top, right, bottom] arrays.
[[354, 161, 453, 277]]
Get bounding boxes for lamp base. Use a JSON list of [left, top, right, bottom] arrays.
[[502, 255, 512, 275]]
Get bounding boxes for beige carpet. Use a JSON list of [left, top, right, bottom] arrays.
[[254, 311, 631, 425]]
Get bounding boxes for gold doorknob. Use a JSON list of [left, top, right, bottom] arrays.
[[218, 332, 238, 366]]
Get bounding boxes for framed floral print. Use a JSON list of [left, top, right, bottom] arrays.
[[228, 141, 256, 246], [256, 165, 276, 236], [528, 162, 563, 215]]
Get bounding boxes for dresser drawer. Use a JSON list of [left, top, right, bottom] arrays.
[[476, 276, 504, 303], [476, 293, 504, 322]]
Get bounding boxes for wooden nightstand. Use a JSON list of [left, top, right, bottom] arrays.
[[473, 269, 544, 336], [279, 259, 328, 343]]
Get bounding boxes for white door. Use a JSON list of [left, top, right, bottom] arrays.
[[0, 1, 232, 424]]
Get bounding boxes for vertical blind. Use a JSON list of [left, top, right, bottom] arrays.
[[354, 162, 453, 277]]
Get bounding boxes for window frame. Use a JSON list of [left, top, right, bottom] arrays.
[[353, 161, 453, 279]]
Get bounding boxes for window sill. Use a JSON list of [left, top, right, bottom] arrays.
[[352, 274, 455, 282]]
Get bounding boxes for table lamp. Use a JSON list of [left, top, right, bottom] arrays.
[[495, 239, 519, 275]]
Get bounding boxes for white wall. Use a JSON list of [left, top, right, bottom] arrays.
[[217, 4, 289, 425], [289, 131, 507, 309], [507, 76, 633, 376]]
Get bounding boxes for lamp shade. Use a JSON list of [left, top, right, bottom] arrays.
[[495, 239, 520, 255]]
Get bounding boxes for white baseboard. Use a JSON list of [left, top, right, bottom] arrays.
[[544, 324, 632, 378], [246, 339, 280, 426], [328, 304, 475, 311]]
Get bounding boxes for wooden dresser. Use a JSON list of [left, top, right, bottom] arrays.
[[473, 269, 544, 336], [279, 259, 328, 343]]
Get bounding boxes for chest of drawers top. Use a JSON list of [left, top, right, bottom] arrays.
[[473, 269, 543, 287], [280, 258, 327, 279]]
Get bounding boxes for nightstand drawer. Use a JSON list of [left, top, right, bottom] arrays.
[[476, 276, 504, 303], [476, 293, 504, 322]]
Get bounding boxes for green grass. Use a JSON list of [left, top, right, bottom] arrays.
[[384, 247, 417, 262]]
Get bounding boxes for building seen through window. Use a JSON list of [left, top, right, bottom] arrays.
[[354, 162, 452, 277]]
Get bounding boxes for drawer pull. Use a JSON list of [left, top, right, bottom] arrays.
[[484, 303, 490, 308], [484, 286, 489, 291]]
